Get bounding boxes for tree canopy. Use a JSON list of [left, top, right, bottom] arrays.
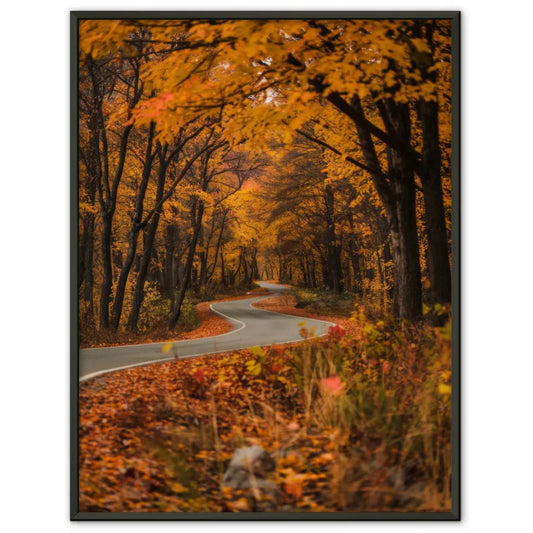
[[78, 17, 453, 336]]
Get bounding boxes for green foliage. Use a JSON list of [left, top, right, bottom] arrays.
[[174, 295, 201, 330], [292, 287, 356, 317], [136, 282, 171, 333], [245, 346, 267, 377]]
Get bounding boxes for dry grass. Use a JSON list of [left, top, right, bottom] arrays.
[[79, 309, 452, 513]]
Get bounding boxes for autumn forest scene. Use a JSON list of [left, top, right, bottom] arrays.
[[77, 16, 455, 515]]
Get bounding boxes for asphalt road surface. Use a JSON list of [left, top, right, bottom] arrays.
[[79, 281, 335, 381]]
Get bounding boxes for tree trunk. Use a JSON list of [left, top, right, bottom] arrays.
[[220, 248, 226, 286], [388, 179, 422, 319], [110, 123, 155, 331], [198, 251, 207, 290], [299, 256, 308, 285], [79, 211, 96, 320], [349, 237, 362, 295], [169, 200, 205, 330], [417, 98, 451, 304], [324, 184, 343, 293], [79, 113, 100, 324], [250, 249, 259, 281], [385, 102, 422, 319], [206, 210, 227, 284], [99, 216, 114, 329], [163, 224, 180, 305], [240, 249, 249, 284], [413, 19, 451, 304], [127, 147, 168, 332], [376, 249, 386, 308], [79, 151, 97, 321], [347, 94, 422, 319]]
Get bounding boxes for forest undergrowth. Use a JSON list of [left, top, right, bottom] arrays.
[[80, 282, 264, 348], [79, 306, 452, 513]]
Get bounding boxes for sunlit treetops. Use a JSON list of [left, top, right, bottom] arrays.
[[78, 17, 452, 329], [80, 18, 451, 147]]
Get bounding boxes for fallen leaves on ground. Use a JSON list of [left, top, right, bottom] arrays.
[[79, 316, 452, 514], [79, 344, 354, 512], [80, 348, 307, 512]]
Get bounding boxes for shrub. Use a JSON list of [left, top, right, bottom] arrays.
[[281, 311, 452, 510]]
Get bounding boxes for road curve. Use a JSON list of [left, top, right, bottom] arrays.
[[79, 282, 335, 381]]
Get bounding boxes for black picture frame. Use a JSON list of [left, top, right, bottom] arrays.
[[70, 10, 460, 521]]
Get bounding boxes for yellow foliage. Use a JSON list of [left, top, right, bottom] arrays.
[[161, 342, 173, 354]]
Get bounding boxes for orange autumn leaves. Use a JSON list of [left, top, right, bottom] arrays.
[[79, 314, 452, 512], [79, 347, 328, 512], [321, 375, 345, 396]]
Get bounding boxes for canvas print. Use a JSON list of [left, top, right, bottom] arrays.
[[74, 13, 458, 518]]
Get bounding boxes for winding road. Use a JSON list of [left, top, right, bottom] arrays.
[[79, 282, 335, 382]]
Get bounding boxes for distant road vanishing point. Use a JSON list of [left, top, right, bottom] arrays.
[[79, 281, 335, 382]]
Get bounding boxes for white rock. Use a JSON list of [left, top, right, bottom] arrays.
[[223, 445, 275, 484]]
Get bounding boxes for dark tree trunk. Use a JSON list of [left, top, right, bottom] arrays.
[[206, 210, 227, 284], [110, 123, 155, 331], [100, 115, 135, 327], [250, 249, 259, 281], [414, 19, 451, 304], [79, 176, 97, 322], [163, 224, 180, 303], [305, 254, 317, 288], [79, 112, 100, 323], [195, 223, 207, 292], [198, 250, 208, 290], [127, 147, 168, 332], [242, 249, 250, 284], [83, 57, 137, 330], [299, 256, 308, 285], [220, 249, 226, 286], [324, 184, 343, 293], [126, 131, 209, 331], [349, 237, 362, 295], [346, 207, 364, 295], [99, 216, 114, 329], [169, 199, 205, 330], [417, 99, 451, 304], [376, 249, 386, 308], [97, 125, 135, 330], [79, 212, 96, 319], [383, 101, 422, 319], [388, 179, 421, 319], [348, 94, 422, 319], [228, 254, 238, 286]]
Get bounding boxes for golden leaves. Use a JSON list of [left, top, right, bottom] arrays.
[[79, 18, 450, 161], [410, 37, 432, 54], [225, 497, 250, 512], [161, 341, 173, 354], [438, 383, 452, 396], [79, 20, 131, 57]]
